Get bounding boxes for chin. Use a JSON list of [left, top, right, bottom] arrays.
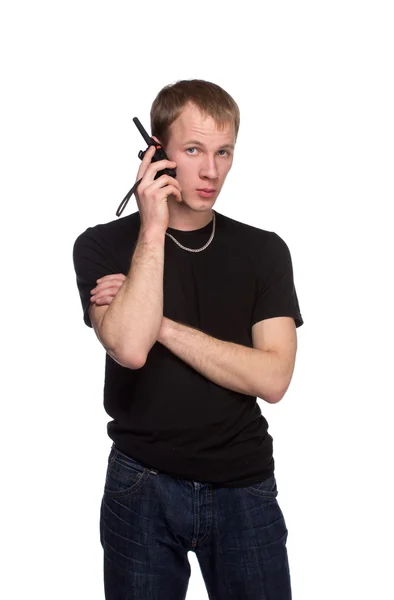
[[188, 203, 215, 213], [183, 196, 217, 211]]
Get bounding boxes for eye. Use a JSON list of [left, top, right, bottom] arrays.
[[186, 147, 198, 154], [218, 150, 229, 156]]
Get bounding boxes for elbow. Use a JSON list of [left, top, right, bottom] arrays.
[[118, 341, 149, 369], [108, 336, 148, 371], [122, 352, 147, 370], [123, 354, 147, 370], [260, 377, 292, 404], [98, 314, 148, 370], [131, 353, 147, 370], [116, 337, 158, 370], [107, 347, 147, 370], [257, 350, 296, 404], [266, 390, 285, 404]]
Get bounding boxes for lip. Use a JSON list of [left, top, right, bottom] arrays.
[[196, 189, 216, 198], [197, 188, 216, 192]]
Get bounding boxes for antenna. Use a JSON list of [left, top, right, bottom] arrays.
[[133, 117, 154, 145]]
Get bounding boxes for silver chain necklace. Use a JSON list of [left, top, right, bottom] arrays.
[[165, 211, 216, 253]]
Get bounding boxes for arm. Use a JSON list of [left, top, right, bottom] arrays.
[[91, 227, 165, 369], [89, 277, 297, 397], [90, 271, 298, 392], [87, 142, 181, 369], [157, 316, 297, 403]]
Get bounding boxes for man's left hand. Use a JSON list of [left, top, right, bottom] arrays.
[[90, 274, 126, 305], [90, 274, 168, 340]]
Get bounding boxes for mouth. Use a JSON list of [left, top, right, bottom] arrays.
[[196, 188, 216, 198]]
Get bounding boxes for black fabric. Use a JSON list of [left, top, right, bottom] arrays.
[[73, 210, 303, 487]]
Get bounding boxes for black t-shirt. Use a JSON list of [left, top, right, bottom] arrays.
[[73, 210, 303, 487]]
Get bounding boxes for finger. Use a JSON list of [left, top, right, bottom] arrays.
[[91, 286, 123, 301], [91, 286, 120, 300], [91, 281, 124, 295], [155, 184, 182, 203], [141, 158, 177, 185], [96, 274, 125, 283], [93, 276, 125, 292], [94, 295, 116, 306], [91, 280, 124, 294], [148, 174, 182, 193], [136, 145, 157, 180]]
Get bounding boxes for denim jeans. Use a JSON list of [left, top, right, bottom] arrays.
[[100, 444, 292, 599]]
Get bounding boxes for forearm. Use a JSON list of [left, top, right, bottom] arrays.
[[158, 318, 283, 403], [101, 227, 165, 367]]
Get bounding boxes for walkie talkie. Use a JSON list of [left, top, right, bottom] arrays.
[[116, 117, 176, 217]]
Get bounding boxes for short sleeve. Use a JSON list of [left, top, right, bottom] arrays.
[[251, 232, 304, 328], [73, 228, 120, 328]]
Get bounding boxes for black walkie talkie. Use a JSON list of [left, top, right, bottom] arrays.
[[116, 117, 176, 217]]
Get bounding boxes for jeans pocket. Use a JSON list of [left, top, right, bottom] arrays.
[[244, 472, 278, 498], [104, 447, 151, 498]]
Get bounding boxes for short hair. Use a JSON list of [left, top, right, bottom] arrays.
[[150, 79, 240, 148]]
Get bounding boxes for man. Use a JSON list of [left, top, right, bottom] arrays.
[[73, 79, 303, 600]]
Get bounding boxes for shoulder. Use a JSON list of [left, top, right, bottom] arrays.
[[215, 211, 287, 253], [74, 211, 140, 245], [73, 211, 140, 255]]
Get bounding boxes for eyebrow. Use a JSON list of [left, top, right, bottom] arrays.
[[183, 139, 235, 150]]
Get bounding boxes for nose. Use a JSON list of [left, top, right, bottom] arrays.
[[199, 155, 219, 180]]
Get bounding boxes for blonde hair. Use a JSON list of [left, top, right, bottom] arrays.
[[150, 79, 240, 148]]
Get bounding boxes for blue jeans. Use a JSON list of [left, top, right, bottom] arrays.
[[100, 444, 292, 599]]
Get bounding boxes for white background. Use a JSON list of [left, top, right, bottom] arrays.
[[1, 1, 393, 598]]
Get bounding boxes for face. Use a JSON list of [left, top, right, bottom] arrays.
[[163, 102, 235, 211]]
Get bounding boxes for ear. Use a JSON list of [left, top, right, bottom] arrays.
[[151, 135, 162, 145]]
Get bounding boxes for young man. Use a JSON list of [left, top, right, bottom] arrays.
[[73, 79, 303, 600]]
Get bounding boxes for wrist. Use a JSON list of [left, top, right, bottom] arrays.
[[158, 316, 172, 344], [139, 226, 166, 245]]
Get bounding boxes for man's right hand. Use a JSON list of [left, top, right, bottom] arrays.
[[135, 142, 182, 233]]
